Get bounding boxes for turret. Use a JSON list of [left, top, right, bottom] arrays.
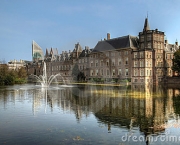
[[143, 17, 150, 31]]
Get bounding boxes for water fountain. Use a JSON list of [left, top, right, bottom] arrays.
[[30, 61, 65, 88]]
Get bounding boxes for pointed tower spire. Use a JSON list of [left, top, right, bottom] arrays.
[[143, 17, 150, 31], [45, 48, 49, 57]]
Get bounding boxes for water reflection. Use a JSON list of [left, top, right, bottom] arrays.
[[0, 84, 180, 144]]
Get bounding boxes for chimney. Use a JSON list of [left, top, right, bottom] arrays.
[[107, 33, 110, 40]]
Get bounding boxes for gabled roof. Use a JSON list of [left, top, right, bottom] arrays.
[[93, 35, 138, 52], [79, 47, 92, 58], [165, 43, 179, 53]]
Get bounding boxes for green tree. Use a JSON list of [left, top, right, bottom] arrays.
[[4, 74, 15, 85], [72, 64, 80, 81], [172, 49, 180, 75], [77, 72, 85, 81], [17, 67, 27, 78], [0, 64, 8, 76]]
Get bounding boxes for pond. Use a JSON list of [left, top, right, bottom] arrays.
[[0, 84, 180, 145]]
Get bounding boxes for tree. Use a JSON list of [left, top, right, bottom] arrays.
[[172, 49, 180, 75], [17, 67, 27, 78], [72, 64, 86, 81], [77, 72, 85, 81], [72, 64, 80, 81]]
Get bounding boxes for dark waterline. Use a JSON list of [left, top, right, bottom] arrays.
[[0, 84, 180, 145]]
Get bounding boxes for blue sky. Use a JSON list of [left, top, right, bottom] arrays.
[[0, 0, 180, 62]]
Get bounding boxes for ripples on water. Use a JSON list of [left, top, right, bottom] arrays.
[[0, 84, 180, 145]]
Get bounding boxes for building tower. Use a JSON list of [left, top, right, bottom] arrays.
[[32, 40, 44, 62], [138, 17, 165, 84]]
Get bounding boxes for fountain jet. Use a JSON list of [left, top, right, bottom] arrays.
[[30, 61, 65, 88]]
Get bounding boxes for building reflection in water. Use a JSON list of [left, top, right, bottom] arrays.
[[0, 84, 180, 143]]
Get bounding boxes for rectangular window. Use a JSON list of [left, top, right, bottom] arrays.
[[118, 59, 121, 65], [118, 69, 122, 76], [125, 58, 128, 65], [134, 61, 138, 67], [140, 70, 144, 76], [96, 60, 98, 67], [147, 42, 151, 48], [112, 59, 115, 66], [107, 69, 109, 76], [134, 70, 137, 76], [125, 51, 128, 55], [134, 52, 137, 58], [91, 61, 93, 67], [140, 52, 143, 58], [112, 69, 115, 76], [147, 34, 151, 41], [101, 69, 103, 76], [125, 68, 128, 76], [96, 70, 98, 76], [106, 61, 109, 66], [101, 60, 103, 66], [140, 61, 144, 67], [146, 61, 148, 67]]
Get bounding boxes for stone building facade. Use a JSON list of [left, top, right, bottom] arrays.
[[28, 18, 179, 84], [88, 18, 179, 84], [89, 34, 137, 82], [8, 59, 26, 70]]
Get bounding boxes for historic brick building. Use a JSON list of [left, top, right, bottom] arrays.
[[89, 34, 138, 82], [28, 18, 179, 84], [88, 18, 179, 84]]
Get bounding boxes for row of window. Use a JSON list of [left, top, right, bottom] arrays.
[[90, 58, 129, 67], [90, 51, 129, 58], [134, 60, 152, 67], [166, 54, 174, 59], [134, 69, 152, 76], [140, 35, 163, 42], [134, 52, 152, 58], [78, 58, 87, 63], [79, 65, 86, 70], [50, 65, 72, 71], [90, 68, 129, 76]]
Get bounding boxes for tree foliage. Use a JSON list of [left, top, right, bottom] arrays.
[[0, 65, 27, 85], [172, 49, 180, 75], [72, 64, 85, 81]]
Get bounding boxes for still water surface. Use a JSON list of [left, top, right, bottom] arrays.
[[0, 84, 180, 145]]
